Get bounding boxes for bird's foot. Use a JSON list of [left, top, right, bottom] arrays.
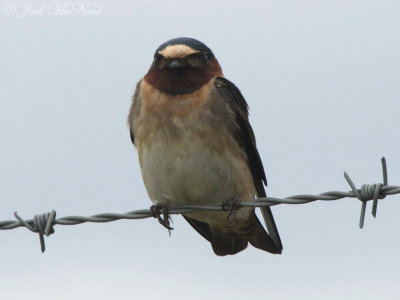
[[222, 196, 242, 228], [150, 204, 173, 235]]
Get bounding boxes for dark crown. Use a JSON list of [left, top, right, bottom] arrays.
[[155, 37, 214, 58]]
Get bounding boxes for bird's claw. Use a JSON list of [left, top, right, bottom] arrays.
[[222, 196, 242, 228], [150, 204, 173, 235]]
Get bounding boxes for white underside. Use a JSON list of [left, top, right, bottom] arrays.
[[140, 139, 237, 207]]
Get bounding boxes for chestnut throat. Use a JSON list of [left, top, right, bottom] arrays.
[[144, 58, 222, 95]]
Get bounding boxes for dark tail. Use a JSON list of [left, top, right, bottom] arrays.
[[246, 213, 282, 254], [260, 206, 283, 251], [183, 213, 282, 256]]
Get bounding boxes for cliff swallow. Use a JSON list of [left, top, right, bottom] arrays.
[[128, 37, 283, 255]]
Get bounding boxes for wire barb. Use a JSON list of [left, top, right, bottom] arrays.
[[1, 158, 399, 252], [344, 157, 388, 228], [14, 210, 56, 252]]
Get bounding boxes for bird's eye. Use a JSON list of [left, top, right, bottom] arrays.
[[153, 53, 163, 66]]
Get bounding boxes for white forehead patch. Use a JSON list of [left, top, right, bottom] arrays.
[[158, 44, 199, 58]]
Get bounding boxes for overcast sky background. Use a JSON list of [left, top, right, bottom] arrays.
[[1, 0, 400, 299]]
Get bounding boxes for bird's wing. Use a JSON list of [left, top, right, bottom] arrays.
[[129, 130, 134, 145], [213, 76, 283, 250], [128, 80, 144, 146]]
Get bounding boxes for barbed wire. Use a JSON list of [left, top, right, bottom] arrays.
[[1, 157, 399, 252]]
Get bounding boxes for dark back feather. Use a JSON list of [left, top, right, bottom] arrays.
[[214, 77, 283, 250]]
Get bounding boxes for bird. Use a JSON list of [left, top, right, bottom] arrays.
[[128, 37, 283, 256]]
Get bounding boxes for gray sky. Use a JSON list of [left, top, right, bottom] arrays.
[[1, 0, 400, 299]]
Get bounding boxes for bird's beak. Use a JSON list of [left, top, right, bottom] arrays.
[[166, 59, 187, 69]]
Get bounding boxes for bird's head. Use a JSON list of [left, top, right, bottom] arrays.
[[144, 37, 223, 95]]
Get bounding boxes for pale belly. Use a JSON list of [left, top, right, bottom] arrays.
[[139, 139, 237, 207], [138, 138, 256, 226]]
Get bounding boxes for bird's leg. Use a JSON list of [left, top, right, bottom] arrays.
[[222, 196, 242, 228], [150, 204, 173, 234]]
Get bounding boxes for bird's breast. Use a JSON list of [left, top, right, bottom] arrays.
[[132, 79, 255, 207]]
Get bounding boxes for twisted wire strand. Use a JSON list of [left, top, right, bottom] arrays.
[[1, 158, 398, 252]]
